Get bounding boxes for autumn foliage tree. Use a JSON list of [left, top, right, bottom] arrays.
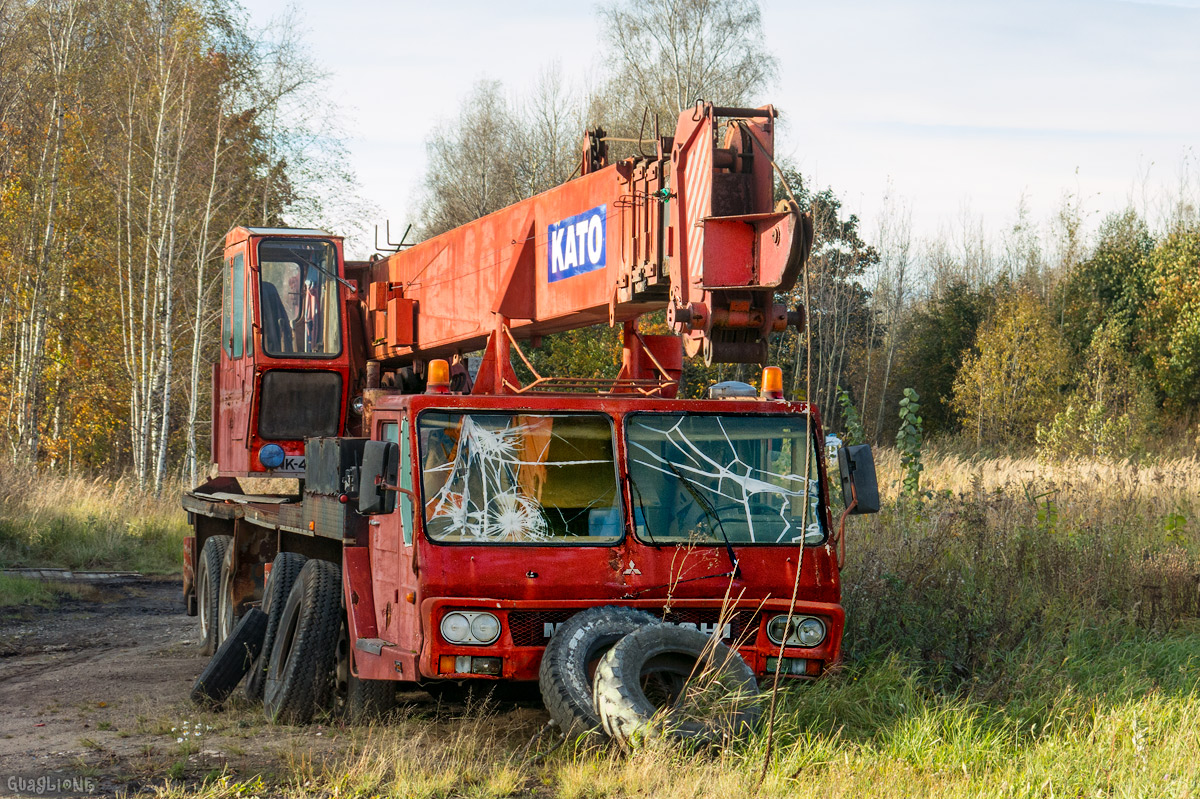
[[0, 0, 348, 487], [951, 291, 1072, 448]]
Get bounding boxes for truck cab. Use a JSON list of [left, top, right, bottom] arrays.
[[213, 227, 352, 476], [348, 390, 844, 684]]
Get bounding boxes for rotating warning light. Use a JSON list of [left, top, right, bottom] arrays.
[[427, 358, 450, 394], [761, 366, 784, 399]]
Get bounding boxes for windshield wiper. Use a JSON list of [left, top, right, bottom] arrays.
[[663, 460, 741, 580]]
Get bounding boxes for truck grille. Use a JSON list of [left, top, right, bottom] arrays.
[[506, 608, 761, 647]]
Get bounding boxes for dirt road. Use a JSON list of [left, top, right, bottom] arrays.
[[0, 578, 547, 797]]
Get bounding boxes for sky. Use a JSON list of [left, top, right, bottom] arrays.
[[240, 0, 1200, 258]]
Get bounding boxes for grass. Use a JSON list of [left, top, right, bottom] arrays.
[[0, 572, 82, 606], [6, 454, 1197, 795], [0, 470, 187, 574], [133, 451, 1200, 797]]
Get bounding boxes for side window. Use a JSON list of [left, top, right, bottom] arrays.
[[380, 421, 413, 545], [221, 260, 231, 356], [232, 253, 245, 358]]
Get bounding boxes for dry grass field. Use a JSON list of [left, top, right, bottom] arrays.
[[0, 454, 1197, 797]]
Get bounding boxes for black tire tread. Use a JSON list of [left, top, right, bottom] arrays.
[[263, 558, 342, 725], [345, 673, 396, 723], [197, 535, 231, 656], [190, 607, 268, 706], [593, 624, 762, 749], [538, 605, 658, 740], [245, 552, 307, 702]]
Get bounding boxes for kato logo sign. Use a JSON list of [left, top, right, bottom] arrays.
[[548, 204, 606, 282]]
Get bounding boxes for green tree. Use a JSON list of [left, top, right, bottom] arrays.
[[1141, 225, 1200, 413], [1056, 210, 1154, 358], [894, 280, 992, 435], [952, 291, 1070, 447]]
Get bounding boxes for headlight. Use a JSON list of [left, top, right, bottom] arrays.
[[440, 611, 501, 645], [350, 395, 365, 415], [766, 615, 826, 648], [440, 612, 471, 643], [470, 613, 501, 644]]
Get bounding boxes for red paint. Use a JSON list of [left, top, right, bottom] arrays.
[[195, 103, 843, 688]]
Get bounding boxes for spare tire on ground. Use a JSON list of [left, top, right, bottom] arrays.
[[538, 606, 658, 740], [263, 558, 342, 725], [244, 552, 307, 702], [190, 607, 268, 706], [593, 624, 763, 749]]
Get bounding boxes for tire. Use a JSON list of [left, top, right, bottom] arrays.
[[244, 552, 307, 702], [344, 673, 396, 723], [538, 606, 658, 740], [190, 607, 268, 706], [263, 558, 342, 725], [334, 611, 396, 723], [218, 541, 240, 644], [593, 624, 763, 749], [197, 535, 231, 656]]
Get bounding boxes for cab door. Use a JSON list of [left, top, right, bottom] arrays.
[[370, 414, 422, 671], [216, 245, 255, 473]]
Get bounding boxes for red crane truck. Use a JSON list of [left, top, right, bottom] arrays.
[[182, 103, 880, 734]]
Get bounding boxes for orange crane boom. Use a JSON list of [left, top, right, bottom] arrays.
[[356, 103, 811, 393]]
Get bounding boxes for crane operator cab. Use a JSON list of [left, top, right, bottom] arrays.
[[213, 227, 352, 477]]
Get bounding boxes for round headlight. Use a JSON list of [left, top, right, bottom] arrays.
[[440, 612, 471, 643], [767, 615, 827, 647], [469, 613, 501, 644], [259, 443, 285, 469], [766, 615, 791, 645], [350, 395, 365, 415], [796, 617, 826, 647]]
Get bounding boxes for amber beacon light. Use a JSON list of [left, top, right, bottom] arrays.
[[426, 359, 451, 394], [761, 366, 784, 399]]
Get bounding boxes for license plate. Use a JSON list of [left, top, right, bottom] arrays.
[[278, 456, 306, 473]]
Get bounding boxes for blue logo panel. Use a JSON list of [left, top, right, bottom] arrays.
[[548, 204, 606, 283]]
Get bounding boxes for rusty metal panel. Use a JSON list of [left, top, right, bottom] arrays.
[[386, 297, 416, 347]]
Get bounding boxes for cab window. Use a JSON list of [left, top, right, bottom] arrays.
[[258, 239, 342, 358]]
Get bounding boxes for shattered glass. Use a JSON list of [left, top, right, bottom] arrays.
[[418, 412, 621, 543], [626, 414, 825, 545]]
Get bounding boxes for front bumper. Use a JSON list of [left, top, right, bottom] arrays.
[[418, 596, 844, 682]]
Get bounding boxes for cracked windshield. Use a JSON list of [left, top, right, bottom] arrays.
[[626, 414, 824, 545], [419, 412, 621, 543]]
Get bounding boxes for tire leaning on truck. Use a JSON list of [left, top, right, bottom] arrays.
[[190, 607, 268, 706], [196, 535, 231, 656], [263, 558, 342, 724], [538, 606, 658, 741], [593, 624, 763, 749], [244, 551, 308, 702]]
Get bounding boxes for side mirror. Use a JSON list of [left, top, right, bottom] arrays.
[[359, 440, 399, 515], [837, 444, 880, 514]]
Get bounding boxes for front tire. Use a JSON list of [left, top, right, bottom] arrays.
[[197, 535, 231, 656]]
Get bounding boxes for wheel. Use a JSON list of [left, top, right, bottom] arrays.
[[344, 672, 396, 723], [593, 624, 762, 749], [197, 535, 231, 656], [263, 558, 342, 724], [538, 606, 658, 740], [218, 541, 239, 643], [190, 607, 268, 706], [335, 614, 396, 723], [245, 552, 307, 702]]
